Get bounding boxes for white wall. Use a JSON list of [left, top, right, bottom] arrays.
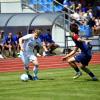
[[1, 2, 22, 13], [0, 0, 20, 2], [52, 24, 75, 48], [52, 24, 65, 47]]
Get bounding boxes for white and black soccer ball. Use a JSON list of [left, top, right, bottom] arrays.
[[20, 74, 29, 81]]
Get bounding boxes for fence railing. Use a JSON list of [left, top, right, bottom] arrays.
[[64, 35, 100, 53]]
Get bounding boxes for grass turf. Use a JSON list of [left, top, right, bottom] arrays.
[[0, 64, 100, 100]]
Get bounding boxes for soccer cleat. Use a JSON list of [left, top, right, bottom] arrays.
[[73, 72, 82, 79], [92, 77, 98, 81], [33, 76, 38, 80], [28, 74, 33, 80]]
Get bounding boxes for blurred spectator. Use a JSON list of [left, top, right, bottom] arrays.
[[81, 6, 88, 13], [14, 31, 23, 54], [82, 11, 88, 19], [40, 29, 59, 55], [0, 31, 4, 58], [87, 17, 97, 35], [62, 0, 75, 19], [87, 9, 93, 19], [71, 11, 80, 21], [63, 0, 71, 8], [70, 2, 75, 11], [94, 17, 100, 35], [75, 3, 82, 12], [3, 32, 16, 57], [94, 4, 100, 17], [79, 20, 92, 37]]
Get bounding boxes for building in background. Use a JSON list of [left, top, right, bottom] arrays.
[[0, 0, 22, 13]]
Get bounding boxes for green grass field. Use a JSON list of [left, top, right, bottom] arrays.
[[0, 64, 100, 100]]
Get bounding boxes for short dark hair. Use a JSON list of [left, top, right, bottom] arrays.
[[70, 23, 79, 34]]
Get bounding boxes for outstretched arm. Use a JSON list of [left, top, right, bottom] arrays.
[[77, 37, 92, 43], [62, 47, 78, 61]]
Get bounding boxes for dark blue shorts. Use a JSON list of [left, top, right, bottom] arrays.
[[74, 52, 92, 66]]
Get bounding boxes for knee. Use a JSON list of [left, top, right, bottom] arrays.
[[68, 59, 72, 64], [80, 65, 86, 70], [34, 64, 39, 68], [33, 61, 38, 66], [24, 65, 29, 70]]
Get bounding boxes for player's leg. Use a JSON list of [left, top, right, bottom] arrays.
[[81, 65, 98, 81], [20, 51, 33, 80], [80, 57, 98, 81], [32, 60, 39, 80], [30, 55, 39, 80], [79, 53, 98, 81], [68, 57, 82, 79], [24, 64, 33, 80]]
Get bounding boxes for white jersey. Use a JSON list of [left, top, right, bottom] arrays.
[[22, 34, 42, 55]]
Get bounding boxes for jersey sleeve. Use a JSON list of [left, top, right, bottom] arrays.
[[73, 34, 79, 40], [21, 34, 32, 40]]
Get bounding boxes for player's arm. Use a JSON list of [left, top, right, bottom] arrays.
[[62, 47, 78, 61], [19, 34, 32, 51], [77, 37, 92, 43]]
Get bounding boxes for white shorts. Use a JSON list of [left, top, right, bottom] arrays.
[[20, 51, 37, 65]]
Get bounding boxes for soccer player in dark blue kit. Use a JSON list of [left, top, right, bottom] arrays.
[[62, 23, 98, 81]]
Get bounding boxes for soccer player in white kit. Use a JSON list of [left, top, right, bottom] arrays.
[[19, 29, 48, 80]]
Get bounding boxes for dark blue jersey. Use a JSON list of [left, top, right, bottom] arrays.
[[72, 34, 91, 54], [72, 33, 92, 65], [4, 36, 15, 45], [39, 34, 46, 42], [39, 33, 54, 43]]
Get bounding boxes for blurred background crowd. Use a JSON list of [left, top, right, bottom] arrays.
[[0, 0, 100, 58]]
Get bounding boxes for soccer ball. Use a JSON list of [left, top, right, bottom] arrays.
[[20, 74, 29, 81]]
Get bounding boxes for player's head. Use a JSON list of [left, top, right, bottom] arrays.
[[34, 29, 41, 39], [70, 23, 79, 34]]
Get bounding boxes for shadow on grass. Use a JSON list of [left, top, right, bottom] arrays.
[[38, 78, 55, 81], [85, 78, 99, 82], [73, 78, 99, 82]]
